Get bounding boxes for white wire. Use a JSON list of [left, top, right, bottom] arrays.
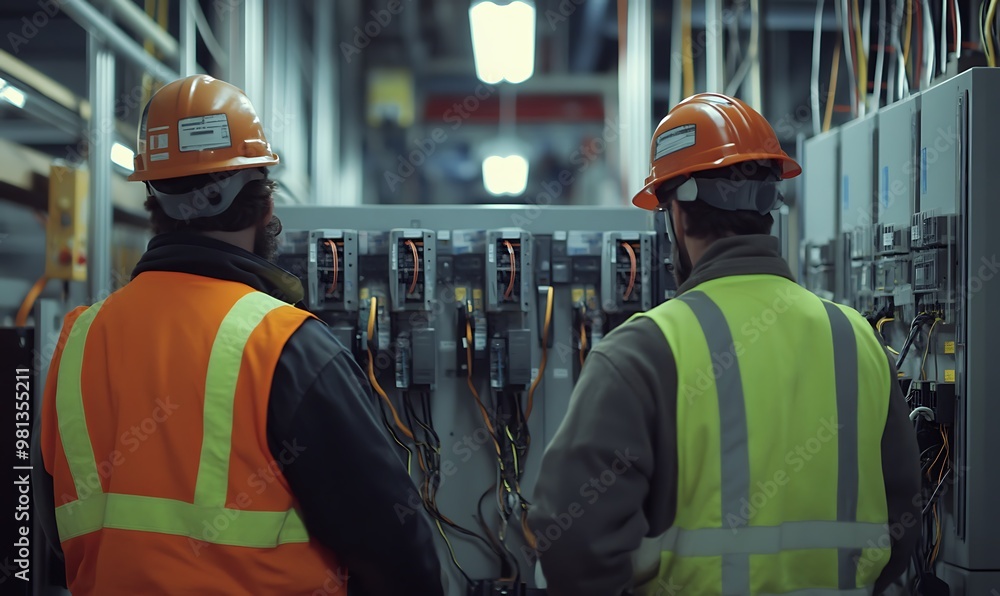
[[894, 0, 910, 99], [955, 0, 962, 58], [863, 0, 873, 61], [726, 0, 760, 96], [838, 0, 860, 116], [874, 0, 887, 109], [910, 406, 935, 421], [812, 0, 827, 135], [923, 0, 937, 88]]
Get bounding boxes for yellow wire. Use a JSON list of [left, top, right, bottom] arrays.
[[987, 0, 1000, 66], [852, 0, 868, 105], [823, 38, 842, 132], [903, 0, 913, 73], [525, 286, 553, 420], [920, 319, 943, 380], [366, 297, 414, 440], [681, 0, 694, 97], [434, 519, 470, 579], [876, 317, 900, 355]]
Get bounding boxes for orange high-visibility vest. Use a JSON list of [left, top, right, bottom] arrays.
[[41, 271, 346, 595]]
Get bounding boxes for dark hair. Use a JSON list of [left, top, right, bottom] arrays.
[[670, 160, 778, 241], [144, 169, 276, 234]]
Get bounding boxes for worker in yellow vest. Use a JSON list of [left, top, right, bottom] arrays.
[[528, 94, 921, 595], [32, 75, 444, 596]]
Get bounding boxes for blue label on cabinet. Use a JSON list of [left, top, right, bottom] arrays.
[[842, 175, 849, 211], [921, 147, 927, 194], [881, 166, 889, 208]]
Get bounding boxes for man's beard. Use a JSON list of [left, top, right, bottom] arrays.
[[670, 235, 694, 287], [253, 215, 282, 263]]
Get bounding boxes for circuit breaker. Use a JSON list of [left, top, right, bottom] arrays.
[[307, 229, 359, 312], [486, 229, 532, 312], [601, 232, 654, 313], [45, 163, 88, 281], [389, 228, 436, 311]]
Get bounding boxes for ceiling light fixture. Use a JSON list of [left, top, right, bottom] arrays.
[[469, 0, 536, 85]]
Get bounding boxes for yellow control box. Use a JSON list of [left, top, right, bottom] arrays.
[[45, 164, 88, 281]]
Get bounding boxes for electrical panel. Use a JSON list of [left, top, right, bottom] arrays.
[[486, 229, 532, 312], [802, 69, 1000, 593], [389, 228, 436, 311], [307, 229, 359, 312], [601, 232, 654, 313], [45, 163, 89, 281], [279, 206, 665, 595], [800, 126, 838, 294]]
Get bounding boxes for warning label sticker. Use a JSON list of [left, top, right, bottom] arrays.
[[178, 114, 232, 152], [654, 124, 696, 160]]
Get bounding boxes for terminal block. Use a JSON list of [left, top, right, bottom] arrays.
[[909, 381, 956, 425], [601, 232, 654, 313], [487, 229, 532, 312], [876, 223, 911, 256], [389, 229, 436, 312], [874, 257, 912, 297], [911, 211, 956, 249], [456, 287, 489, 373], [307, 229, 359, 312], [913, 249, 953, 294]]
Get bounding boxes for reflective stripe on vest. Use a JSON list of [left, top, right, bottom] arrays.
[[54, 292, 309, 546], [633, 288, 882, 595]]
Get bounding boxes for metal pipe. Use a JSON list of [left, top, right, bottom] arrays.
[[87, 34, 115, 302], [180, 0, 197, 76], [312, 0, 339, 205], [706, 0, 726, 92], [669, 0, 683, 107], [97, 0, 179, 62], [191, 0, 228, 71], [619, 0, 652, 198], [746, 0, 764, 111], [61, 0, 178, 83]]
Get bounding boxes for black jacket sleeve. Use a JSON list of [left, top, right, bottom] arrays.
[[873, 334, 923, 594], [267, 319, 444, 596]]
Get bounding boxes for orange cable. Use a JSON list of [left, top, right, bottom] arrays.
[[622, 242, 637, 301], [405, 240, 419, 295], [324, 239, 338, 296], [503, 240, 516, 300], [366, 297, 413, 440], [525, 286, 553, 420], [15, 275, 49, 327]]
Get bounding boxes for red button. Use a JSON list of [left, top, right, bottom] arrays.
[[59, 248, 71, 265], [76, 253, 87, 265]]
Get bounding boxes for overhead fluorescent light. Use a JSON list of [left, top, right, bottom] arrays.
[[469, 0, 536, 85], [110, 142, 135, 172], [483, 154, 529, 196], [0, 83, 26, 109]]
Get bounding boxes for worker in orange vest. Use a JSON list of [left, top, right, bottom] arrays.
[[32, 75, 444, 596]]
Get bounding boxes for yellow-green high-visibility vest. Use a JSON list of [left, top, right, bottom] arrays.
[[631, 274, 892, 596]]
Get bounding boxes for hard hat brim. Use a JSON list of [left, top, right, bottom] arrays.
[[128, 153, 279, 182]]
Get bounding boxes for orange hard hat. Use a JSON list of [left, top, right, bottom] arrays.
[[129, 75, 278, 182], [631, 93, 801, 211]]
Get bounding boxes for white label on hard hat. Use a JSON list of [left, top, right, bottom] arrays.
[[178, 113, 232, 152], [150, 153, 170, 162], [654, 124, 696, 161]]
